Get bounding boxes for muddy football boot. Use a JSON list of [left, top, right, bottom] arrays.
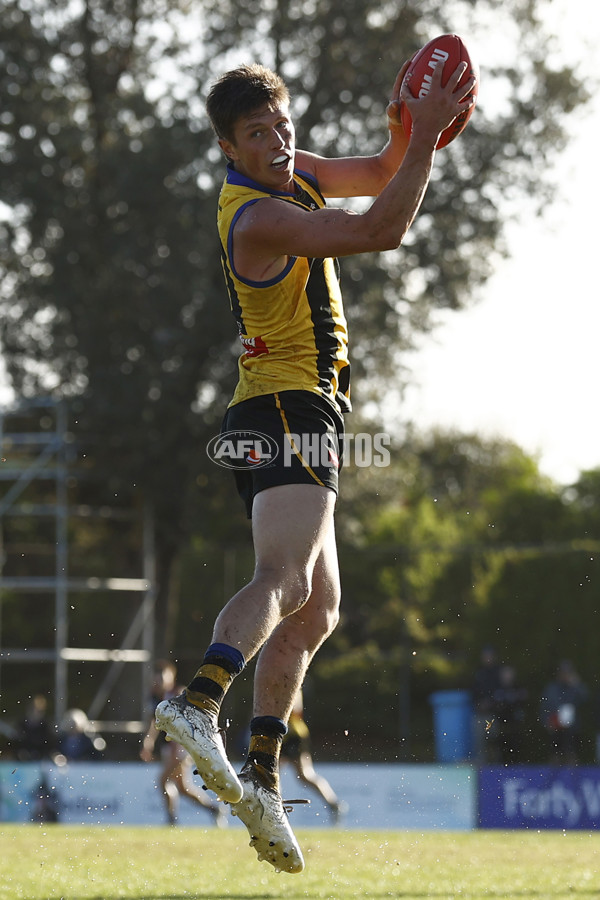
[[231, 761, 305, 874], [155, 694, 243, 804]]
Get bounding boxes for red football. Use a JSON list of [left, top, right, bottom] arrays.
[[400, 33, 479, 148]]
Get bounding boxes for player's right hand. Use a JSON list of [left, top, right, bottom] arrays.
[[401, 60, 475, 143]]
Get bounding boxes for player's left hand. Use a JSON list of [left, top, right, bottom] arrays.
[[386, 59, 412, 129]]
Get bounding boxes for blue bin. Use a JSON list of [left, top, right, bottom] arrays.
[[430, 690, 473, 762]]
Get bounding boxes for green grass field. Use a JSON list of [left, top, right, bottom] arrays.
[[1, 826, 599, 900]]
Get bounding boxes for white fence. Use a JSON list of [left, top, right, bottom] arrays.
[[0, 761, 475, 830]]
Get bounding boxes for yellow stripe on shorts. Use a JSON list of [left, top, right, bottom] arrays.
[[274, 392, 325, 487]]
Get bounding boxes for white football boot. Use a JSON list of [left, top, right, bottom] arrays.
[[155, 694, 243, 804], [231, 762, 305, 874]]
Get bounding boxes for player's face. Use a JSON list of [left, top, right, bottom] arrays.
[[220, 103, 296, 192]]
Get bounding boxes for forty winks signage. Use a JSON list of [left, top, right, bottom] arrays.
[[479, 766, 600, 830]]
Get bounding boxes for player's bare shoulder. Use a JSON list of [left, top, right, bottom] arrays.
[[233, 191, 306, 247], [229, 197, 298, 281]]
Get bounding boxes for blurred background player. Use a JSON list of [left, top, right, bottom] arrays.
[[15, 694, 54, 761], [540, 659, 589, 765], [472, 645, 503, 762], [280, 690, 347, 824], [141, 660, 227, 826], [489, 664, 528, 764]]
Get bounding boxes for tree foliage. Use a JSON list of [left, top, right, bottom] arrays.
[[0, 0, 592, 692], [309, 435, 600, 760]]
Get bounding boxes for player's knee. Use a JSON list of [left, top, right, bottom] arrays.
[[303, 600, 340, 649], [284, 570, 313, 615], [325, 603, 340, 637], [312, 603, 339, 647], [290, 576, 341, 627], [254, 562, 312, 615]]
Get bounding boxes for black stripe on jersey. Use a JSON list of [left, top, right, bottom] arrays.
[[306, 257, 339, 397], [294, 169, 325, 203], [293, 186, 319, 212], [220, 245, 245, 334]]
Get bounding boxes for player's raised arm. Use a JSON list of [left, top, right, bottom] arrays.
[[295, 63, 411, 199], [233, 58, 476, 272]]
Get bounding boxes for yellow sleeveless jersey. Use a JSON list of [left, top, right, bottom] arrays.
[[217, 164, 351, 413]]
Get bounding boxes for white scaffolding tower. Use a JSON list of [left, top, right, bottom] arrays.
[[0, 398, 156, 735]]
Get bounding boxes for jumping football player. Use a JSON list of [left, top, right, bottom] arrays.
[[156, 57, 475, 873]]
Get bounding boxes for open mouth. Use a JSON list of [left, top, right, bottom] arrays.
[[271, 154, 289, 168]]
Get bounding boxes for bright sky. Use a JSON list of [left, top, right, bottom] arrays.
[[401, 4, 600, 485]]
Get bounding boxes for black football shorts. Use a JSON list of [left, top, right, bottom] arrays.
[[218, 390, 345, 518]]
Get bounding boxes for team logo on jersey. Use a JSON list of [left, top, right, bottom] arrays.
[[207, 430, 279, 469], [240, 334, 269, 357]]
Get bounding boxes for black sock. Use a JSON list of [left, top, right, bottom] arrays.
[[185, 643, 245, 716], [246, 715, 287, 774]]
